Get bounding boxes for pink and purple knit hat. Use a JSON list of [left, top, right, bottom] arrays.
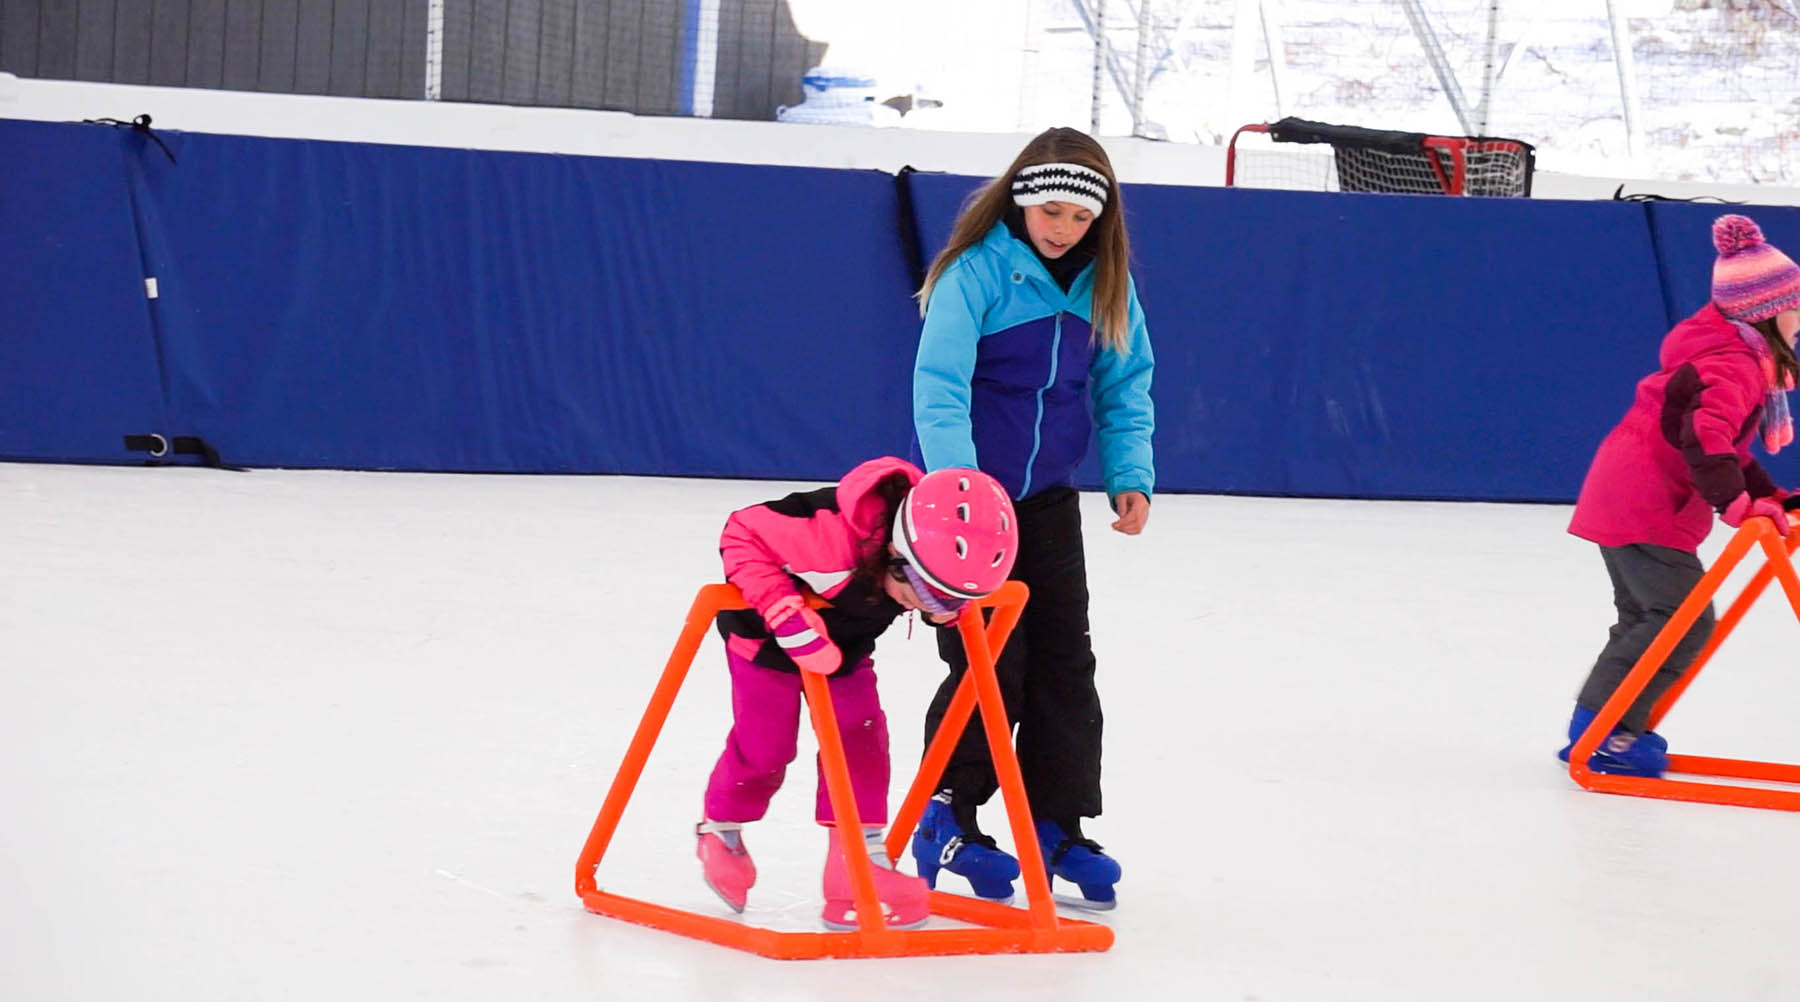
[[1712, 214, 1800, 323]]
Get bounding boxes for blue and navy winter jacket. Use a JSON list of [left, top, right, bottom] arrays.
[[913, 221, 1155, 502]]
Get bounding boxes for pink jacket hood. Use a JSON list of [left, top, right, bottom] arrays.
[[837, 456, 924, 543]]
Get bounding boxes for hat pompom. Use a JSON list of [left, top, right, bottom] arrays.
[[1714, 214, 1766, 257], [1711, 212, 1800, 323]]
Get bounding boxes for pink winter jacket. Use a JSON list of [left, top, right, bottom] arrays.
[[713, 457, 922, 675], [1569, 303, 1782, 552]]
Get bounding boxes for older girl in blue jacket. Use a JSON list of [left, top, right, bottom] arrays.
[[909, 126, 1154, 910]]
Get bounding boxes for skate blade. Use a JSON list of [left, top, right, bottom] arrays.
[[923, 880, 1014, 907], [820, 911, 930, 931], [1052, 891, 1116, 912], [702, 881, 747, 914]]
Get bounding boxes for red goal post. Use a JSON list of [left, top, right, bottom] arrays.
[[1225, 117, 1536, 197]]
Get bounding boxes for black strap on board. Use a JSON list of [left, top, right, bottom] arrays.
[[123, 434, 244, 471]]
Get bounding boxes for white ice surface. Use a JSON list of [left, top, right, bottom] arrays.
[[5, 462, 1800, 1001]]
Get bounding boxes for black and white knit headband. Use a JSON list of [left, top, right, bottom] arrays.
[[1011, 162, 1108, 218]]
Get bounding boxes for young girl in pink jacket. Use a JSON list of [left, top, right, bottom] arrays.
[[1563, 214, 1800, 777], [695, 457, 1017, 929]]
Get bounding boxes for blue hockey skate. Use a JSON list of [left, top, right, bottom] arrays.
[[1566, 703, 1666, 754], [911, 794, 1020, 904], [1034, 819, 1121, 911], [1556, 705, 1668, 778]]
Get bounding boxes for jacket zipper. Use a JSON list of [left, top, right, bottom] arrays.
[[1022, 311, 1063, 498]]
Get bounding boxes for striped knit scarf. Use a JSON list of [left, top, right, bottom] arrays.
[[1733, 319, 1795, 454]]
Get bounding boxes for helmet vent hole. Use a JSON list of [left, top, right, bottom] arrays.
[[956, 502, 970, 522], [955, 537, 968, 558], [958, 476, 970, 490], [1000, 513, 1010, 531], [990, 550, 1006, 567]]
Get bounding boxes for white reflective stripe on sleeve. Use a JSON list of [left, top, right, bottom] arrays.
[[776, 627, 822, 650]]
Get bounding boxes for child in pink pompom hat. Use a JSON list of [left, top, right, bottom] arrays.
[[1560, 214, 1800, 778]]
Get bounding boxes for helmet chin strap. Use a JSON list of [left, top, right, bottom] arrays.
[[896, 560, 963, 617]]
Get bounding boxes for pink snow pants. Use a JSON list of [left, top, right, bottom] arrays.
[[703, 650, 891, 825]]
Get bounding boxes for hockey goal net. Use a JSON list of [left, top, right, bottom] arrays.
[[1225, 117, 1536, 197]]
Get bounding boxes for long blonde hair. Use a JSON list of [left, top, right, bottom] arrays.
[[916, 127, 1133, 353]]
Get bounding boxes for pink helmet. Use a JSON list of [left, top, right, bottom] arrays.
[[891, 468, 1018, 607]]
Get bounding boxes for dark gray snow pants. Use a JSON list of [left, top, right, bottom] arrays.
[[1576, 542, 1717, 733]]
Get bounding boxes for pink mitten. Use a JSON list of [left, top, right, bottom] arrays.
[[1722, 492, 1791, 536], [763, 595, 841, 674]]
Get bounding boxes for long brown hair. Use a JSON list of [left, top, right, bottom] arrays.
[[1750, 316, 1800, 389], [851, 472, 915, 591], [916, 127, 1133, 353]]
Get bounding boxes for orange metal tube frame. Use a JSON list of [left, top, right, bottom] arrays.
[[573, 581, 1114, 958], [1568, 517, 1800, 809]]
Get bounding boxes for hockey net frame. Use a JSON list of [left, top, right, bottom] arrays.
[[1225, 117, 1536, 197]]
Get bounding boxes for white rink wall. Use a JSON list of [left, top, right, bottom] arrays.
[[5, 71, 1800, 206]]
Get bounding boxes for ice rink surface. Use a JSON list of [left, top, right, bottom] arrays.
[[6, 461, 1800, 1001]]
